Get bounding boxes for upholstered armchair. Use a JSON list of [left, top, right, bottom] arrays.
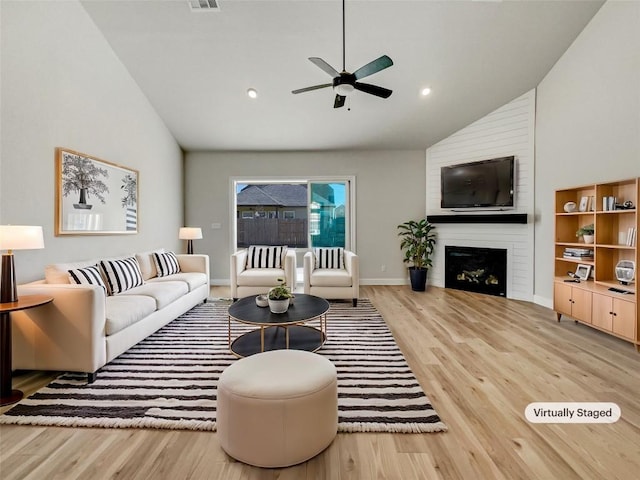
[[231, 246, 297, 300], [303, 248, 359, 306]]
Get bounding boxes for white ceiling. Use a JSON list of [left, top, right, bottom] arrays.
[[80, 0, 604, 152]]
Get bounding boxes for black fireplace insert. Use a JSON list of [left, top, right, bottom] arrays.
[[445, 245, 507, 297]]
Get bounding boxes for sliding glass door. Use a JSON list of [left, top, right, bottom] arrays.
[[232, 177, 354, 251], [309, 181, 348, 248]]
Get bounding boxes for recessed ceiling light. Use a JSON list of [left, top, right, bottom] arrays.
[[420, 87, 432, 97], [247, 88, 258, 99]]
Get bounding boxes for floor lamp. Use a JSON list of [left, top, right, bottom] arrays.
[[0, 226, 45, 303], [179, 227, 203, 255]]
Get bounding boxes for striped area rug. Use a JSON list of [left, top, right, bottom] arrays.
[[0, 299, 446, 433]]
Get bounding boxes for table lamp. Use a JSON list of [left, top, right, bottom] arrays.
[[0, 225, 45, 303], [179, 227, 202, 254]]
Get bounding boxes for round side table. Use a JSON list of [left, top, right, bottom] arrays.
[[0, 294, 53, 406]]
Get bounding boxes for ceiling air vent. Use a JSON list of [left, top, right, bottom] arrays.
[[188, 0, 220, 12]]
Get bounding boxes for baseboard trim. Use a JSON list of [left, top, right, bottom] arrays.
[[212, 278, 409, 286], [533, 294, 553, 309], [361, 278, 407, 285]]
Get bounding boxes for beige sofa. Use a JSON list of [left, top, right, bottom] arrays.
[[13, 250, 210, 382]]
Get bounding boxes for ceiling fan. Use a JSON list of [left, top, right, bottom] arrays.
[[292, 0, 393, 109]]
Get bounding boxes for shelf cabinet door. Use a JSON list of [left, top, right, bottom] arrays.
[[571, 288, 592, 324], [554, 283, 573, 317], [611, 298, 636, 340], [553, 283, 592, 323], [592, 293, 614, 331]]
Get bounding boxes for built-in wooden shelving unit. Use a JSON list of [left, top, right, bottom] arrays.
[[553, 178, 639, 350]]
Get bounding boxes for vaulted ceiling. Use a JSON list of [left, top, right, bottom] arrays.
[[81, 0, 604, 151]]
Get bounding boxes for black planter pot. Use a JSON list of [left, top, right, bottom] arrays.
[[408, 267, 428, 292]]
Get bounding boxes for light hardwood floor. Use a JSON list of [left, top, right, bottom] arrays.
[[1, 285, 639, 479]]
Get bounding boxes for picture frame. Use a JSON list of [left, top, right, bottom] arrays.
[[578, 196, 588, 212], [574, 264, 592, 281], [55, 148, 139, 235]]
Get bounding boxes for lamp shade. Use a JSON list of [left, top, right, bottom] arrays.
[[0, 225, 45, 251], [179, 227, 203, 240]]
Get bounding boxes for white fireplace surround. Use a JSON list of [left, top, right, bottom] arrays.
[[425, 90, 535, 302], [426, 221, 533, 301]]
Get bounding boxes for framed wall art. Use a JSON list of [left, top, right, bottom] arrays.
[[55, 148, 139, 235]]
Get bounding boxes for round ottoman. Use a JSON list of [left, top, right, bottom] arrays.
[[217, 349, 338, 468]]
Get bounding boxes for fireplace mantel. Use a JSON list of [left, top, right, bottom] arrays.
[[427, 213, 527, 224]]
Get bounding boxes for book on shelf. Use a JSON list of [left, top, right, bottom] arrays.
[[626, 227, 637, 247], [602, 195, 617, 211], [564, 248, 594, 254], [563, 246, 593, 261]]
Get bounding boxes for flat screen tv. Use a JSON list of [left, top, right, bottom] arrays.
[[440, 156, 515, 209]]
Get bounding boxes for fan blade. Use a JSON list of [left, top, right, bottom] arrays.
[[309, 57, 340, 78], [292, 83, 332, 94], [354, 82, 392, 98], [334, 94, 346, 108], [353, 55, 393, 80]]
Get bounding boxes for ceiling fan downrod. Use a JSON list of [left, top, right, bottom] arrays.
[[342, 0, 346, 72]]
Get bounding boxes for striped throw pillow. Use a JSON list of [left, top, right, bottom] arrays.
[[100, 257, 144, 294], [68, 265, 107, 292], [314, 247, 345, 269], [153, 251, 180, 277], [246, 245, 287, 269]]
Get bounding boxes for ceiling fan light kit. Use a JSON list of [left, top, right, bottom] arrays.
[[333, 76, 355, 96], [292, 0, 393, 109]]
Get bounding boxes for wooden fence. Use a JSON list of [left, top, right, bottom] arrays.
[[237, 218, 308, 248]]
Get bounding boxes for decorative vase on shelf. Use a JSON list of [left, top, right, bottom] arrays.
[[582, 234, 594, 244]]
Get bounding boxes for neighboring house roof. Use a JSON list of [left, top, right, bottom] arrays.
[[237, 185, 282, 206], [238, 184, 331, 208]]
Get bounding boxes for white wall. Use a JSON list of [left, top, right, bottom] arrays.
[[184, 150, 425, 284], [535, 1, 640, 306], [0, 0, 184, 282], [426, 90, 536, 301]]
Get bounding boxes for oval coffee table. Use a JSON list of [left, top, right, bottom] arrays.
[[227, 294, 330, 357]]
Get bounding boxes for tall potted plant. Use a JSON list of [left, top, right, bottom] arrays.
[[397, 218, 437, 291]]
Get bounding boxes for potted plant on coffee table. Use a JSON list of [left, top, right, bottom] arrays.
[[397, 218, 437, 292], [267, 278, 294, 313]]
